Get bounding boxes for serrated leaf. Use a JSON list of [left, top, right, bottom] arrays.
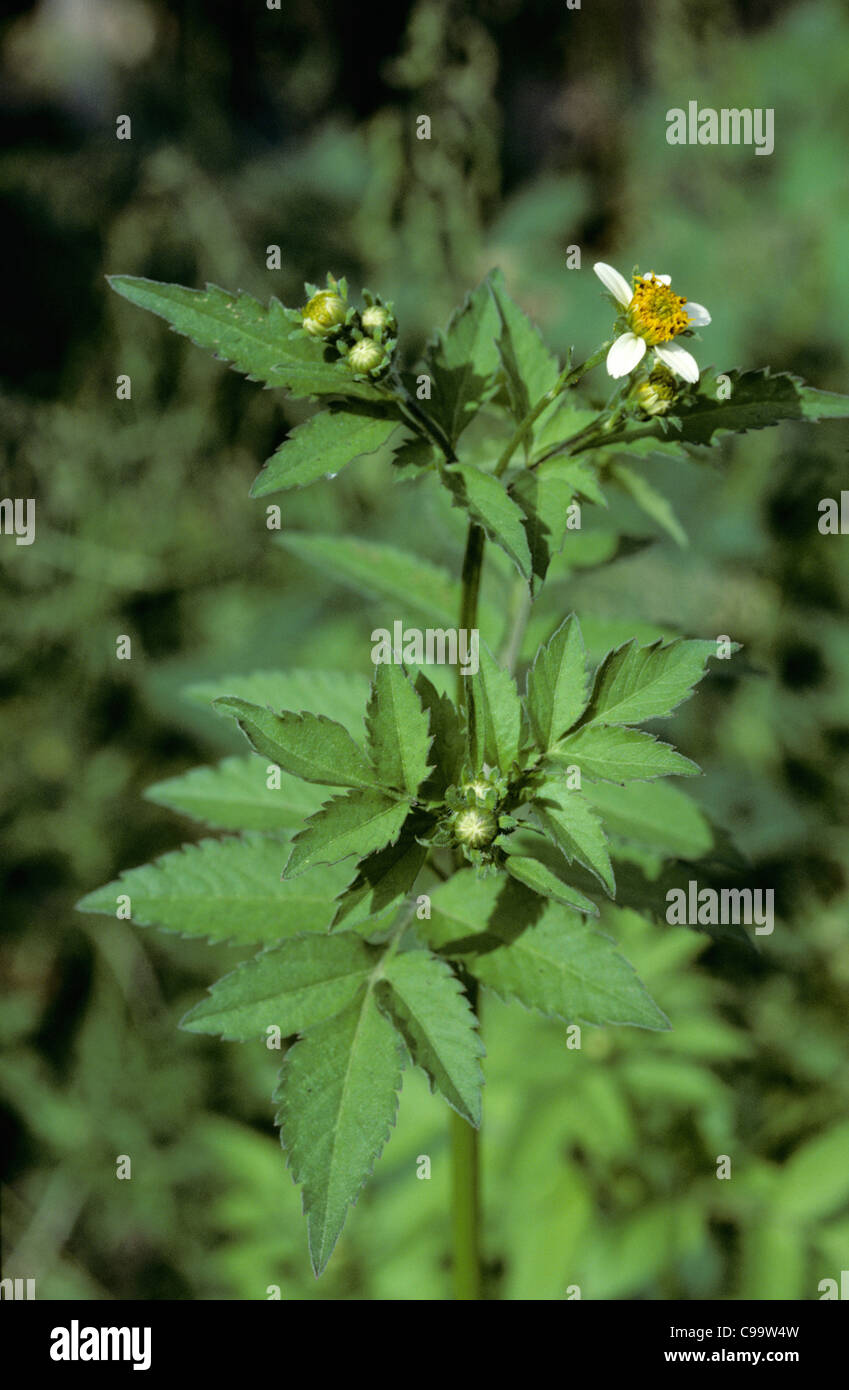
[[502, 853, 599, 916], [275, 990, 404, 1274], [108, 276, 387, 402], [366, 664, 433, 795], [581, 636, 726, 728], [284, 790, 411, 877], [582, 780, 713, 860], [144, 756, 327, 830], [214, 698, 375, 788], [531, 782, 615, 895], [251, 405, 400, 496], [609, 462, 687, 547], [181, 932, 380, 1040], [187, 669, 370, 740], [550, 726, 700, 783], [616, 368, 849, 449], [424, 873, 668, 1029], [332, 838, 427, 928], [425, 275, 502, 446], [76, 834, 347, 944], [376, 949, 484, 1125], [489, 272, 560, 432], [526, 615, 588, 751], [467, 641, 522, 774], [441, 464, 533, 581], [413, 671, 465, 796], [509, 465, 577, 584]]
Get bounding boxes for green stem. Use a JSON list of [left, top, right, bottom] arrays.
[[450, 987, 481, 1299], [493, 342, 611, 479], [450, 517, 488, 1299], [457, 522, 485, 707], [447, 341, 610, 1298]]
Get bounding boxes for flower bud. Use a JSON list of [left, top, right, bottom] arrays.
[[635, 364, 678, 416], [346, 338, 385, 374], [301, 290, 347, 336], [361, 304, 394, 337], [453, 807, 498, 848]]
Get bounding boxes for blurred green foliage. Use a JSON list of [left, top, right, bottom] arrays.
[[2, 0, 849, 1299]]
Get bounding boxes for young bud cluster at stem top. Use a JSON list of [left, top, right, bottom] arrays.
[[437, 767, 514, 873], [298, 274, 397, 380]]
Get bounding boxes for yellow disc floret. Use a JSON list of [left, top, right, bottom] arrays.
[[628, 274, 690, 346]]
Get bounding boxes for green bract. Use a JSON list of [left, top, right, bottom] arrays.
[[82, 259, 849, 1280]]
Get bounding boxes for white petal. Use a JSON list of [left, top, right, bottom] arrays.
[[606, 332, 646, 378], [643, 272, 672, 285], [594, 262, 633, 308], [685, 301, 711, 327], [655, 340, 700, 383]]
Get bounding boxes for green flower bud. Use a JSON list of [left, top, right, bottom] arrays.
[[635, 364, 678, 416], [301, 290, 347, 336], [361, 304, 394, 337], [346, 338, 385, 374], [453, 806, 498, 848]]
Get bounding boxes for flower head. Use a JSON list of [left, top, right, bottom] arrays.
[[345, 337, 386, 375], [594, 262, 711, 383], [361, 304, 394, 338], [634, 364, 680, 416], [301, 289, 348, 336], [453, 806, 498, 848]]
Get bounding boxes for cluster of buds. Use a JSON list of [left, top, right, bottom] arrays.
[[427, 767, 517, 873], [298, 275, 397, 380]]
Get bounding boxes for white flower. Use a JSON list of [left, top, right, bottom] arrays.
[[593, 262, 711, 383]]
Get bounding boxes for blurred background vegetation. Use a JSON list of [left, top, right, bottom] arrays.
[[2, 0, 849, 1300]]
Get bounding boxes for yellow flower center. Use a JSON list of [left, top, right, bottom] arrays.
[[628, 274, 690, 346]]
